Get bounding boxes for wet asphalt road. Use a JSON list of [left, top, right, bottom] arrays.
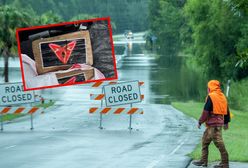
[[0, 33, 202, 168]]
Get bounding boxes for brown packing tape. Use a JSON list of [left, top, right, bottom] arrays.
[[83, 68, 94, 80], [56, 68, 94, 81], [32, 31, 93, 75]]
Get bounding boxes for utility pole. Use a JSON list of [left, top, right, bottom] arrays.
[[226, 80, 231, 98]]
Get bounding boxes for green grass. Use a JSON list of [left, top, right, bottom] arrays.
[[1, 100, 55, 122], [172, 101, 248, 162], [1, 114, 25, 121], [229, 78, 248, 111]]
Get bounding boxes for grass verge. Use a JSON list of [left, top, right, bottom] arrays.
[[1, 100, 55, 122], [172, 101, 248, 162], [1, 114, 25, 121]]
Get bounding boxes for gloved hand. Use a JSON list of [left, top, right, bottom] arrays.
[[198, 122, 201, 129]]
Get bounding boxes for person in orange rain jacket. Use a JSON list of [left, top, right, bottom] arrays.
[[192, 80, 231, 168]]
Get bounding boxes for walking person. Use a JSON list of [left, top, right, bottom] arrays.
[[192, 80, 230, 168]]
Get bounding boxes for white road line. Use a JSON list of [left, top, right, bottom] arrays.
[[145, 138, 188, 168], [146, 154, 165, 168], [169, 139, 186, 156], [4, 145, 16, 149]]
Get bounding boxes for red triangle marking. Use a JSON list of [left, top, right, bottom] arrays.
[[49, 41, 77, 64]]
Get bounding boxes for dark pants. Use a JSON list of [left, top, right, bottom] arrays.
[[201, 126, 229, 167]]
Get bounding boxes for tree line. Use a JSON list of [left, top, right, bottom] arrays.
[[149, 0, 248, 81], [2, 0, 148, 34], [0, 0, 149, 82]]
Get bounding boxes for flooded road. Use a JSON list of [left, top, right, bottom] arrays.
[[0, 33, 202, 168]]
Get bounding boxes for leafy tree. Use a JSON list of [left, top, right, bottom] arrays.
[[148, 0, 248, 80], [37, 11, 63, 25], [184, 0, 242, 79], [149, 0, 184, 64], [236, 23, 248, 68], [6, 0, 149, 34], [0, 5, 34, 82], [229, 0, 248, 71], [229, 0, 248, 15], [148, 0, 161, 33], [70, 14, 116, 31], [70, 14, 98, 21]]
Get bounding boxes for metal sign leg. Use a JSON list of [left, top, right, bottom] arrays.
[[129, 114, 132, 131], [99, 113, 103, 129], [30, 114, 34, 130], [226, 80, 231, 98], [129, 103, 133, 131], [1, 113, 3, 131], [30, 102, 34, 130], [99, 87, 104, 129]]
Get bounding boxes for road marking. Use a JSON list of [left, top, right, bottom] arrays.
[[145, 138, 188, 168], [169, 139, 186, 156], [146, 154, 165, 168], [4, 145, 16, 149]]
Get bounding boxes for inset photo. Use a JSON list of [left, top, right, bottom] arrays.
[[16, 17, 117, 91]]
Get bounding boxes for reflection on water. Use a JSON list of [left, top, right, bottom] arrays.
[[114, 45, 126, 55], [118, 41, 207, 104], [150, 56, 207, 104], [128, 42, 143, 54]]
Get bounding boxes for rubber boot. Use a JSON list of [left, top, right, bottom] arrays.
[[192, 160, 208, 167], [213, 163, 229, 168]]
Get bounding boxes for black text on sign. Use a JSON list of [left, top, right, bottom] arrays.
[[104, 81, 141, 107], [0, 83, 35, 106]]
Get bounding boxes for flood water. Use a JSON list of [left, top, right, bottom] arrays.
[[1, 36, 207, 104], [117, 40, 207, 104]]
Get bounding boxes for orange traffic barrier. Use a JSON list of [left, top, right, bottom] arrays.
[[0, 107, 43, 131], [0, 107, 41, 114], [90, 94, 144, 100], [91, 81, 144, 87], [89, 80, 145, 130], [89, 107, 144, 115]]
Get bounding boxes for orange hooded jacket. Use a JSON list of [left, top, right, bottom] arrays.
[[207, 80, 228, 115]]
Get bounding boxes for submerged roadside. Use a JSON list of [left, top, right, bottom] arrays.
[[1, 100, 55, 122]]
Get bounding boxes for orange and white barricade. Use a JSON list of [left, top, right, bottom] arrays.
[[0, 107, 43, 131], [89, 107, 144, 115], [90, 94, 144, 101], [91, 81, 144, 88], [89, 81, 144, 130]]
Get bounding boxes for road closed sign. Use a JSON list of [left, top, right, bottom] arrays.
[[103, 81, 141, 107], [0, 82, 35, 106]]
